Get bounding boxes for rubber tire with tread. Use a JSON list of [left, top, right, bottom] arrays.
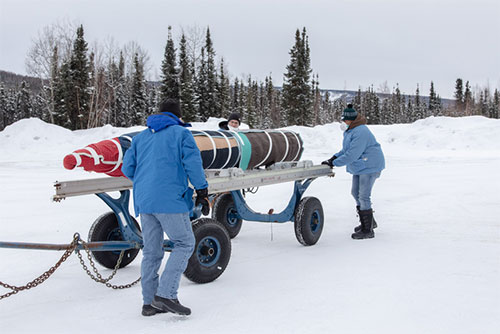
[[184, 218, 231, 284], [88, 212, 141, 269], [294, 197, 324, 246], [212, 193, 243, 238]]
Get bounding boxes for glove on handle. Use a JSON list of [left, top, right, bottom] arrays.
[[195, 188, 210, 216]]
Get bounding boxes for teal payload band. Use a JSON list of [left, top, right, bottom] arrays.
[[234, 132, 252, 170]]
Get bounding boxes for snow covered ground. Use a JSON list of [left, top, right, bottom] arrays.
[[0, 116, 499, 334]]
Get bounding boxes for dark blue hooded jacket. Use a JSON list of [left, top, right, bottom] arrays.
[[122, 113, 208, 215]]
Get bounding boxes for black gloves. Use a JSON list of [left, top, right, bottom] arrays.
[[321, 156, 337, 167], [195, 188, 210, 216]]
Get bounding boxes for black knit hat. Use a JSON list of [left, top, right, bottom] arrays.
[[341, 104, 358, 121], [227, 112, 241, 124], [159, 98, 182, 118]]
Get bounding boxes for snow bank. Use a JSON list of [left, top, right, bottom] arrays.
[[2, 116, 497, 164]]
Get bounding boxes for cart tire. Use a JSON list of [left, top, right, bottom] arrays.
[[294, 197, 324, 246], [212, 193, 243, 238], [88, 212, 140, 269], [184, 218, 231, 284]]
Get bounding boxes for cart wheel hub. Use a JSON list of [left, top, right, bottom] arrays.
[[200, 246, 215, 256], [197, 236, 221, 267]]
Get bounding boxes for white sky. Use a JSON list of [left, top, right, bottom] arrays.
[[1, 0, 499, 98]]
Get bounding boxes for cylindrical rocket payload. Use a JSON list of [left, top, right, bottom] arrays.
[[63, 129, 303, 177]]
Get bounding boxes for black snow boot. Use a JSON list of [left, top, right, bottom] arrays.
[[142, 304, 167, 316], [354, 206, 377, 232], [351, 209, 375, 240], [151, 296, 191, 316]]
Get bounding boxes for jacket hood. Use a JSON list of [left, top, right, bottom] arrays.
[[146, 112, 191, 133], [348, 114, 367, 131], [218, 120, 229, 130]]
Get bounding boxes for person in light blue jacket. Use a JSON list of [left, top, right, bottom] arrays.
[[122, 98, 209, 317], [322, 104, 385, 240]]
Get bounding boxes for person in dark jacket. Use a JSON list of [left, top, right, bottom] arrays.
[[122, 98, 210, 316], [218, 112, 241, 131], [322, 104, 385, 239]]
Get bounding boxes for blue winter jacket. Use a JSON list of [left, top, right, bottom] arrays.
[[121, 112, 208, 216], [333, 118, 385, 175]]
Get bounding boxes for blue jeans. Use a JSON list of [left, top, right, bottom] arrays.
[[351, 172, 381, 210], [140, 212, 195, 304]]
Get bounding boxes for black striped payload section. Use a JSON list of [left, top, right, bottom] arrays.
[[190, 129, 303, 170], [243, 130, 303, 169], [191, 130, 240, 169]]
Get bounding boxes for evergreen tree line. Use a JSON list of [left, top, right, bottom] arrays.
[[348, 79, 499, 125], [1, 25, 499, 132]]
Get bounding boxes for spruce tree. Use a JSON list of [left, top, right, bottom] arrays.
[[364, 86, 380, 124], [0, 84, 7, 130], [493, 89, 500, 119], [407, 97, 413, 123], [245, 76, 258, 128], [106, 59, 119, 125], [147, 87, 157, 116], [353, 88, 362, 111], [282, 28, 313, 126], [380, 97, 390, 124], [116, 52, 129, 126], [53, 60, 72, 127], [414, 84, 425, 120], [238, 79, 247, 123], [321, 90, 333, 124], [464, 81, 473, 116], [312, 74, 321, 125], [216, 58, 231, 118], [204, 28, 218, 118], [160, 26, 180, 100], [17, 81, 32, 119], [69, 25, 90, 129], [179, 34, 197, 122], [232, 78, 240, 113], [428, 81, 442, 116], [196, 47, 209, 120], [130, 53, 147, 125], [265, 75, 277, 129], [454, 78, 464, 115]]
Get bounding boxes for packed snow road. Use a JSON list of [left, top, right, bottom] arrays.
[[0, 117, 498, 333]]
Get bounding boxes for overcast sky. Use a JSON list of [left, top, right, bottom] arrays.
[[1, 0, 499, 98]]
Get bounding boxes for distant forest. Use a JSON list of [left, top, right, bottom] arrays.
[[0, 22, 498, 131]]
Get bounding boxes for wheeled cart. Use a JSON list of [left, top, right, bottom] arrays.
[[0, 161, 334, 283]]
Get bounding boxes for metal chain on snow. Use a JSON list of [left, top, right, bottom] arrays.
[[0, 233, 80, 300], [76, 239, 141, 289], [0, 233, 141, 300]]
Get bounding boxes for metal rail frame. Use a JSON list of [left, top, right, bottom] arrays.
[[0, 162, 333, 251]]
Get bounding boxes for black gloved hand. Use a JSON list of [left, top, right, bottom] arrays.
[[195, 188, 210, 216], [321, 156, 337, 167]]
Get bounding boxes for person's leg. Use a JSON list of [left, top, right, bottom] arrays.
[[358, 172, 381, 210], [155, 212, 195, 300], [140, 213, 165, 305], [351, 174, 361, 207]]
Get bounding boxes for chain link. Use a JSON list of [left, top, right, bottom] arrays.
[[0, 233, 141, 299], [75, 239, 141, 289], [0, 233, 80, 300]]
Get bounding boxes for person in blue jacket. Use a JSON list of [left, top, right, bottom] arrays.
[[322, 104, 385, 239], [122, 98, 210, 316]]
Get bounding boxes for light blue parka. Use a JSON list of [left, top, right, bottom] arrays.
[[121, 112, 208, 216], [333, 116, 385, 175]]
